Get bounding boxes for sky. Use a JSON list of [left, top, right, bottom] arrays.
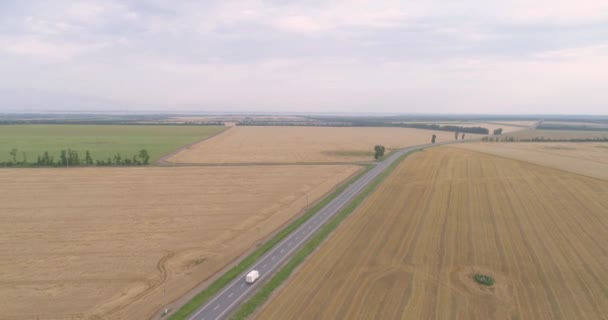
[[0, 1, 607, 114]]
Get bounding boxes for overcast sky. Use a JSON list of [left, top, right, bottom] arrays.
[[1, 1, 607, 114]]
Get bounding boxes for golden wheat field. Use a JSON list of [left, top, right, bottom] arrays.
[[168, 126, 478, 164], [485, 120, 538, 127], [0, 165, 358, 320], [453, 142, 608, 181], [507, 129, 608, 140], [257, 147, 608, 320]]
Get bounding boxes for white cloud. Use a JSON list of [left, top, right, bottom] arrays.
[[0, 36, 105, 61], [0, 0, 607, 113]]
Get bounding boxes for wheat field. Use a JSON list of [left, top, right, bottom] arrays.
[[257, 147, 608, 320], [0, 165, 358, 319], [168, 126, 479, 164]]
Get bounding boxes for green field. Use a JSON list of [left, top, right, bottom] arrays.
[[0, 125, 225, 164]]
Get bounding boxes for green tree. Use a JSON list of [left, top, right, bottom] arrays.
[[431, 134, 436, 144], [138, 149, 150, 165], [67, 149, 80, 166], [85, 150, 93, 166], [493, 128, 503, 135], [60, 150, 68, 166], [454, 131, 459, 140], [9, 148, 18, 163], [462, 133, 465, 140], [374, 145, 385, 160]]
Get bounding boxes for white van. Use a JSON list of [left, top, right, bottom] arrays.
[[246, 270, 260, 284]]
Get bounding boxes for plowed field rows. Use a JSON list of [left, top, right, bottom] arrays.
[[452, 142, 608, 181], [0, 165, 358, 319], [257, 148, 608, 320], [507, 129, 608, 140]]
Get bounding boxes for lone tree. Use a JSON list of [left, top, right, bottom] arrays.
[[374, 145, 385, 160], [493, 128, 503, 135], [431, 134, 437, 144], [455, 131, 459, 140], [462, 133, 465, 140]]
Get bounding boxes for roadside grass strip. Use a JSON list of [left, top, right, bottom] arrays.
[[230, 151, 418, 320], [168, 164, 373, 320]]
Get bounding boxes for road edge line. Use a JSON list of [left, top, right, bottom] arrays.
[[230, 150, 422, 320], [165, 164, 374, 319]]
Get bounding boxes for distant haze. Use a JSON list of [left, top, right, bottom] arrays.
[[1, 1, 607, 114]]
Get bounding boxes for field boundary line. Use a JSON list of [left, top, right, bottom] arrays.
[[162, 164, 374, 319], [156, 126, 231, 166], [229, 150, 420, 320], [445, 145, 608, 182]]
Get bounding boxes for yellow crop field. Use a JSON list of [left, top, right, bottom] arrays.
[[257, 148, 608, 320], [507, 129, 608, 140], [0, 165, 358, 319], [168, 126, 477, 164], [453, 142, 608, 181], [485, 120, 538, 127]]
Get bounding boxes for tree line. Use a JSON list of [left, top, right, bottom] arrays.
[[1, 149, 151, 167], [237, 121, 490, 134], [482, 136, 608, 142]]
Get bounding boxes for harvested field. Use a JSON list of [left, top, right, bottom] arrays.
[[453, 142, 608, 181], [543, 120, 608, 131], [257, 148, 608, 320], [0, 165, 359, 319], [485, 120, 538, 128], [169, 126, 477, 164], [507, 129, 608, 141]]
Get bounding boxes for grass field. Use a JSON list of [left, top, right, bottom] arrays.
[[507, 129, 608, 141], [453, 142, 608, 181], [257, 147, 608, 319], [0, 125, 225, 163], [0, 165, 358, 319], [169, 126, 479, 164]]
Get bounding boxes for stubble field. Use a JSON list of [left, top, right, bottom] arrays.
[[453, 142, 608, 180], [0, 165, 358, 319], [507, 129, 608, 141], [257, 147, 608, 319], [168, 126, 477, 164]]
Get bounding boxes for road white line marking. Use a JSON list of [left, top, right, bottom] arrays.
[[213, 304, 220, 311], [228, 292, 234, 298], [262, 264, 267, 268]]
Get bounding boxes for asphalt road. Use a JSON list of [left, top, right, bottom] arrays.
[[186, 141, 460, 320]]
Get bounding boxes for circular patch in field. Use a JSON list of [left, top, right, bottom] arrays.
[[473, 273, 495, 286], [451, 266, 511, 299]]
